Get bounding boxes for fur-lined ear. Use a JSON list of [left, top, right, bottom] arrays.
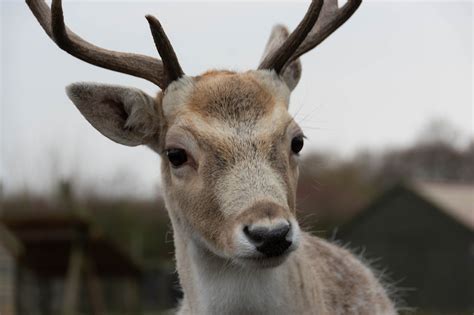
[[260, 25, 302, 91], [66, 83, 161, 146]]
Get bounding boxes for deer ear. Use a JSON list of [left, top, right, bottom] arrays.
[[66, 83, 161, 146], [260, 25, 302, 91]]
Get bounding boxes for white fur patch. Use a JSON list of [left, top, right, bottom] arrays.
[[189, 242, 290, 314], [255, 102, 292, 137], [162, 75, 195, 118], [248, 70, 291, 107]]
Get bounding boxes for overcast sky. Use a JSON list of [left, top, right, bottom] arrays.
[[1, 1, 472, 198]]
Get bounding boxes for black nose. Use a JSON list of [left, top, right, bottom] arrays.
[[244, 223, 292, 257]]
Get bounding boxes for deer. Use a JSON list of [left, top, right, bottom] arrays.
[[26, 0, 397, 314]]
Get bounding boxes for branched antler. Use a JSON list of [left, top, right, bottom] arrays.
[[28, 0, 361, 88], [26, 0, 184, 89], [259, 0, 362, 73], [258, 0, 323, 73]]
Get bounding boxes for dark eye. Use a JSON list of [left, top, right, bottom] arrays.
[[291, 136, 304, 154], [166, 148, 188, 167]]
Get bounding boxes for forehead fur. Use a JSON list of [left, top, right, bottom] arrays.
[[162, 70, 291, 122], [191, 72, 272, 121]]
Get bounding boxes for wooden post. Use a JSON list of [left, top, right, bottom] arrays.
[[84, 257, 106, 315], [62, 244, 84, 315]]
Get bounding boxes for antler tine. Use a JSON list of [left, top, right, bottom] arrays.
[[26, 0, 178, 89], [259, 0, 324, 73], [285, 0, 362, 69], [146, 15, 184, 86]]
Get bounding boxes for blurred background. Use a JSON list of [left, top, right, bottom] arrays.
[[1, 0, 472, 314]]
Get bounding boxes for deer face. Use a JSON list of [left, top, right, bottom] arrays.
[[160, 70, 302, 267], [65, 68, 303, 267]]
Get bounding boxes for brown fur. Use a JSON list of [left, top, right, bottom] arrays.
[[235, 201, 292, 226], [189, 71, 275, 122]]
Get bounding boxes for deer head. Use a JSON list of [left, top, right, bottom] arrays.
[[27, 0, 361, 268]]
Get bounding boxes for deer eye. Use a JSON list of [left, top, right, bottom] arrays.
[[166, 149, 188, 167], [291, 136, 304, 154]]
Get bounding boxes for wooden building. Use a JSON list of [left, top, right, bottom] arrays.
[[336, 181, 474, 314], [0, 210, 142, 315], [0, 223, 23, 315]]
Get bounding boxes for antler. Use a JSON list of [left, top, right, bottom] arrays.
[[258, 0, 323, 73], [259, 0, 362, 73], [145, 15, 184, 85], [26, 0, 184, 89]]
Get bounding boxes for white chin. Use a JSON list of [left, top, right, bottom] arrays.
[[234, 250, 293, 269]]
